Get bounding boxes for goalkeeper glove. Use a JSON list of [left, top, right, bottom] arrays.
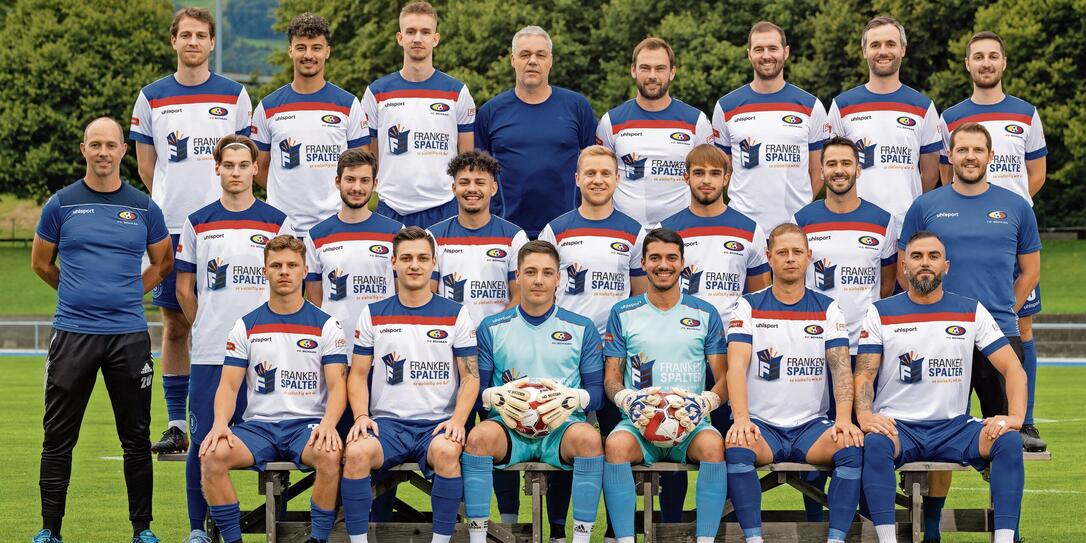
[[613, 388, 662, 429], [536, 378, 590, 430], [482, 378, 532, 429], [669, 387, 721, 429]]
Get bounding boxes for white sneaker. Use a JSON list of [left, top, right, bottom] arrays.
[[182, 530, 211, 543]]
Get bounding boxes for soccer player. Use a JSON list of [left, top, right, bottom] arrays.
[[711, 21, 829, 232], [174, 136, 292, 543], [32, 117, 173, 543], [601, 227, 728, 543], [340, 226, 478, 543], [827, 16, 941, 227], [130, 7, 253, 453], [475, 26, 597, 237], [725, 223, 863, 543], [252, 13, 370, 237], [596, 37, 713, 226], [856, 231, 1027, 543], [939, 31, 1048, 452], [199, 235, 347, 543], [362, 1, 475, 227], [462, 240, 605, 543], [429, 150, 528, 326]]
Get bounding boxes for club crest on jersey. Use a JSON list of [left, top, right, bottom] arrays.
[[814, 258, 836, 290], [724, 240, 745, 252], [565, 264, 588, 295], [297, 338, 318, 350], [430, 103, 451, 112], [389, 124, 411, 155], [255, 361, 277, 393], [631, 352, 655, 388], [782, 115, 802, 125], [369, 244, 390, 255], [739, 138, 761, 169], [208, 107, 228, 117], [427, 329, 449, 340], [681, 265, 702, 295], [486, 248, 508, 258], [551, 331, 573, 342], [757, 348, 783, 381], [206, 258, 227, 290], [804, 324, 824, 335], [945, 325, 966, 336], [167, 131, 189, 162], [117, 210, 137, 221], [898, 351, 924, 383], [610, 241, 630, 253], [987, 211, 1007, 220], [856, 138, 877, 169], [279, 138, 302, 169], [1005, 124, 1024, 135], [321, 114, 342, 125], [680, 317, 701, 328], [896, 116, 917, 127], [250, 234, 270, 246], [328, 268, 347, 301], [858, 236, 880, 247], [382, 352, 406, 385], [669, 131, 691, 141], [621, 153, 648, 180], [442, 273, 467, 302]]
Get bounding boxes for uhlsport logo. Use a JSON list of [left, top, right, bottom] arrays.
[[987, 210, 1007, 220], [430, 103, 451, 112], [757, 348, 783, 381], [858, 236, 880, 247], [610, 241, 630, 253], [321, 114, 341, 125], [167, 131, 189, 162], [442, 273, 467, 302], [551, 331, 573, 342], [208, 107, 228, 117], [669, 131, 692, 141], [427, 329, 449, 340], [206, 258, 227, 290], [945, 325, 966, 336], [724, 240, 745, 252], [856, 138, 876, 169], [621, 153, 648, 180], [898, 351, 924, 383], [896, 116, 917, 127], [328, 268, 347, 301], [1005, 124, 1024, 135], [117, 210, 138, 221], [250, 234, 270, 246], [279, 138, 302, 169], [486, 248, 508, 258], [681, 265, 702, 294], [296, 338, 318, 350], [782, 115, 803, 125], [566, 264, 588, 295], [814, 258, 836, 290], [369, 244, 390, 255], [631, 352, 655, 388], [382, 352, 406, 385], [739, 137, 761, 169], [389, 124, 411, 155], [680, 317, 701, 327], [255, 361, 277, 394]]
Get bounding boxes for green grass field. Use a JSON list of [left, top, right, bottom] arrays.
[[2, 357, 1083, 541]]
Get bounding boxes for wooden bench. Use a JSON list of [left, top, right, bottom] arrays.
[[159, 451, 1051, 542]]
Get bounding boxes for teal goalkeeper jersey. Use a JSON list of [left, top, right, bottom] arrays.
[[604, 294, 727, 393], [477, 305, 604, 423]]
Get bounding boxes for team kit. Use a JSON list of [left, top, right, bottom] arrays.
[[32, 3, 1049, 543]]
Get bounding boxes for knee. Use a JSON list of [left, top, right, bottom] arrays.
[[863, 433, 895, 462], [345, 439, 376, 467], [162, 312, 191, 340], [604, 432, 640, 462], [429, 438, 463, 468], [311, 447, 342, 474], [725, 446, 756, 467], [566, 425, 604, 457], [991, 431, 1024, 458], [465, 423, 500, 455], [689, 432, 724, 463], [201, 450, 230, 479]]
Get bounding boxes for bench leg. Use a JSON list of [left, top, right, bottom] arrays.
[[266, 479, 277, 543], [642, 474, 656, 543], [911, 481, 922, 543]]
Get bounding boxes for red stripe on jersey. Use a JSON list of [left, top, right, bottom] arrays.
[[611, 119, 696, 134], [264, 102, 352, 118], [149, 94, 240, 108], [194, 220, 281, 234], [724, 102, 812, 122], [313, 232, 395, 249], [947, 112, 1033, 131], [676, 226, 755, 242], [801, 221, 887, 236], [247, 323, 322, 337], [553, 228, 638, 245], [879, 312, 977, 325], [435, 236, 512, 246], [375, 90, 459, 102], [751, 310, 826, 321], [370, 315, 458, 326], [837, 102, 927, 118]]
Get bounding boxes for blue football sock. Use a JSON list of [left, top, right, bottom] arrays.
[[494, 468, 521, 516], [431, 474, 463, 536], [922, 496, 946, 540], [186, 445, 206, 531], [828, 447, 862, 541], [163, 375, 189, 424], [547, 469, 572, 530], [341, 476, 371, 536], [989, 431, 1025, 531], [462, 453, 494, 520], [1023, 339, 1038, 425], [803, 471, 827, 521], [209, 502, 242, 543], [725, 447, 762, 539], [310, 499, 335, 541], [696, 461, 727, 538], [572, 456, 604, 522], [659, 471, 688, 522], [603, 462, 636, 539], [862, 434, 898, 527]]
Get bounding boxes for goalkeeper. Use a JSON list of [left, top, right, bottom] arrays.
[[601, 227, 729, 543], [462, 240, 605, 543]]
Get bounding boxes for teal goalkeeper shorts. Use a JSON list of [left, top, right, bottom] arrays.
[[611, 418, 718, 466], [495, 420, 578, 471]]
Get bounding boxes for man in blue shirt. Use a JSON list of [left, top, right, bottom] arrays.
[[31, 117, 174, 543], [474, 26, 597, 238]]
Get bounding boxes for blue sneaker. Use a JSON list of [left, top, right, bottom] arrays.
[[131, 529, 160, 543], [182, 530, 212, 543], [32, 529, 62, 543]]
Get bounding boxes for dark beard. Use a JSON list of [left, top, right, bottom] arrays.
[[908, 271, 942, 295], [636, 78, 670, 100], [341, 195, 370, 209]]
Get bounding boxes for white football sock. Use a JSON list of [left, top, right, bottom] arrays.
[[875, 524, 897, 543], [468, 518, 488, 543], [571, 520, 593, 543], [994, 529, 1016, 543]]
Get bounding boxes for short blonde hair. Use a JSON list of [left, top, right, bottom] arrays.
[[400, 1, 438, 25], [577, 145, 618, 172]]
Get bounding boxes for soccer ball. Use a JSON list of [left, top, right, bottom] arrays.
[[638, 393, 690, 448], [512, 379, 553, 439]]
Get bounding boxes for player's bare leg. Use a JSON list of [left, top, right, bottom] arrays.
[[201, 438, 255, 543], [301, 442, 343, 542], [428, 436, 465, 543], [341, 436, 384, 543], [154, 307, 192, 453]]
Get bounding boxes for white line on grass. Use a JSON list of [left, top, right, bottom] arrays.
[[952, 487, 1086, 495]]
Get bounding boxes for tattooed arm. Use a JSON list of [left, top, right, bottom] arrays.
[[854, 352, 896, 436], [826, 345, 854, 420], [604, 356, 626, 404], [453, 355, 481, 427]]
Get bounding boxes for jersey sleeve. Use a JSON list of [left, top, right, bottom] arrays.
[[303, 233, 321, 282], [175, 218, 197, 273], [695, 110, 714, 144], [975, 301, 1009, 356], [705, 308, 727, 355], [223, 319, 250, 367], [580, 324, 605, 373], [747, 224, 770, 276], [595, 112, 614, 148], [1016, 200, 1042, 254], [938, 114, 952, 165], [251, 101, 271, 151], [919, 101, 942, 154], [880, 217, 899, 266], [827, 98, 844, 137], [476, 320, 495, 376], [509, 230, 529, 280], [808, 98, 830, 151], [856, 305, 884, 355], [452, 306, 477, 357], [629, 227, 646, 277], [277, 220, 295, 240], [235, 87, 253, 136], [537, 224, 556, 246], [1025, 110, 1048, 160], [711, 101, 731, 153], [353, 304, 375, 356], [825, 301, 850, 349], [602, 305, 627, 359], [456, 85, 476, 134], [35, 195, 61, 243], [727, 297, 753, 344], [346, 96, 370, 148], [362, 86, 379, 140], [577, 95, 597, 149], [145, 200, 169, 245], [320, 317, 348, 365], [129, 91, 153, 145]]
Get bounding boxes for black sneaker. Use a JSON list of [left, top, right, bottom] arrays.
[[1020, 424, 1047, 452], [150, 426, 189, 454]]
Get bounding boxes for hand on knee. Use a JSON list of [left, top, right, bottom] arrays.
[[313, 448, 342, 474]]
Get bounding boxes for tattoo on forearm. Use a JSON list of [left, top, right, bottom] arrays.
[[826, 346, 853, 405], [856, 381, 874, 413], [854, 353, 879, 414], [460, 356, 479, 379], [604, 358, 625, 401]]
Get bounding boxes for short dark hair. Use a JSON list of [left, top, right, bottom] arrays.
[[767, 223, 808, 249], [906, 230, 942, 248], [949, 122, 992, 153], [967, 30, 1005, 57], [446, 150, 501, 179], [171, 7, 215, 39], [821, 136, 860, 163], [288, 12, 330, 43], [642, 227, 684, 258], [337, 148, 378, 178], [264, 235, 305, 260], [213, 134, 258, 163], [517, 239, 560, 268], [685, 144, 731, 175], [392, 226, 435, 256], [862, 16, 907, 49], [632, 37, 675, 68], [748, 21, 786, 48]]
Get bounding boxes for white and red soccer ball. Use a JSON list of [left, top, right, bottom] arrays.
[[512, 379, 552, 439], [638, 393, 691, 448]]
